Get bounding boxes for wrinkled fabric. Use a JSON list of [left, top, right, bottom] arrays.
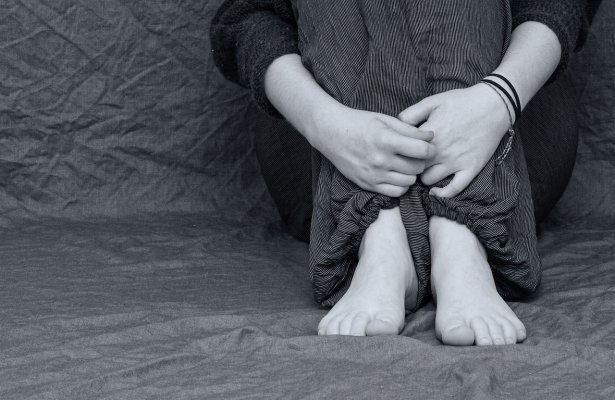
[[0, 0, 614, 399]]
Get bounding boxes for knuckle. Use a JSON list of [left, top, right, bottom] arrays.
[[361, 172, 375, 188], [372, 133, 385, 147], [416, 142, 430, 159], [370, 153, 386, 168]]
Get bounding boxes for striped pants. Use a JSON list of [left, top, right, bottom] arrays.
[[294, 0, 541, 308]]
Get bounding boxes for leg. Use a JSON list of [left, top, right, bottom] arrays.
[[425, 119, 540, 345], [301, 0, 523, 331], [518, 75, 579, 224], [429, 216, 526, 346], [254, 117, 312, 242], [318, 207, 419, 336]]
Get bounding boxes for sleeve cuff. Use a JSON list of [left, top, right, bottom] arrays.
[[237, 13, 299, 117], [512, 0, 587, 83]]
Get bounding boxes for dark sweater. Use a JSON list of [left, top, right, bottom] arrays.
[[211, 0, 600, 116]]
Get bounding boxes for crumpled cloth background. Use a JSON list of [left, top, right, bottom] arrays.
[[0, 1, 614, 399]]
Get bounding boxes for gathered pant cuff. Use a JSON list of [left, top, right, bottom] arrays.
[[312, 133, 542, 309], [422, 136, 542, 300], [309, 164, 399, 305]]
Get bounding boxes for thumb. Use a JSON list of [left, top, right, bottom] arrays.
[[429, 170, 473, 199], [398, 97, 436, 126]]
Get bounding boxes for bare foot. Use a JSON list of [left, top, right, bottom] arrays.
[[318, 207, 419, 336], [430, 216, 527, 346]]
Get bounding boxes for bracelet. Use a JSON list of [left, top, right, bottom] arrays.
[[481, 81, 516, 165], [488, 73, 521, 118], [481, 78, 521, 122]]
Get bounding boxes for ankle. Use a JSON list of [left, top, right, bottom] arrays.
[[360, 207, 407, 257], [430, 216, 485, 255]]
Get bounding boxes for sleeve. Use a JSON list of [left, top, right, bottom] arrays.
[[511, 0, 590, 82], [210, 0, 300, 116]]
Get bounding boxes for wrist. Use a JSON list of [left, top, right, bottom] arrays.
[[478, 82, 516, 127], [481, 75, 520, 123], [303, 98, 348, 150], [476, 83, 514, 139]]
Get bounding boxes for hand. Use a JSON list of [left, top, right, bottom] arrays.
[[399, 83, 512, 198], [308, 104, 436, 198]]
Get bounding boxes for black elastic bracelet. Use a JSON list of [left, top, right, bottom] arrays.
[[482, 82, 516, 166], [488, 73, 521, 117], [481, 78, 520, 122]]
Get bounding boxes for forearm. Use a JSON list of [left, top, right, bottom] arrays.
[[264, 53, 342, 147], [491, 22, 562, 114]]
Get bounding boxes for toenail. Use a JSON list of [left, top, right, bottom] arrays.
[[505, 337, 515, 344], [494, 338, 504, 345], [479, 338, 491, 345]]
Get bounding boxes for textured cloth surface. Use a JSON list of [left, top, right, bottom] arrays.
[[0, 1, 614, 399], [298, 0, 539, 307]]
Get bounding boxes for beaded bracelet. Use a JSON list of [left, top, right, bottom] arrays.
[[481, 81, 516, 165]]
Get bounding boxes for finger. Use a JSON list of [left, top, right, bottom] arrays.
[[398, 97, 437, 126], [398, 129, 434, 142], [374, 184, 409, 198], [389, 157, 426, 175], [382, 172, 417, 187], [381, 117, 435, 141], [430, 169, 474, 198], [421, 164, 453, 186], [380, 115, 420, 134], [388, 135, 436, 160]]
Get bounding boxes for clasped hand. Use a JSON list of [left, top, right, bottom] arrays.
[[310, 84, 511, 198], [399, 83, 512, 198], [309, 104, 435, 198]]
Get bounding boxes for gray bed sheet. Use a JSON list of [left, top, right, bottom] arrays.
[[1, 1, 614, 399]]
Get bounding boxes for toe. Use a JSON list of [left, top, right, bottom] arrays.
[[339, 316, 354, 336], [487, 319, 505, 345], [349, 313, 369, 336], [470, 318, 493, 346], [500, 319, 518, 344], [318, 315, 332, 335], [511, 318, 527, 342], [325, 316, 342, 335], [365, 315, 401, 336], [438, 317, 475, 346]]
